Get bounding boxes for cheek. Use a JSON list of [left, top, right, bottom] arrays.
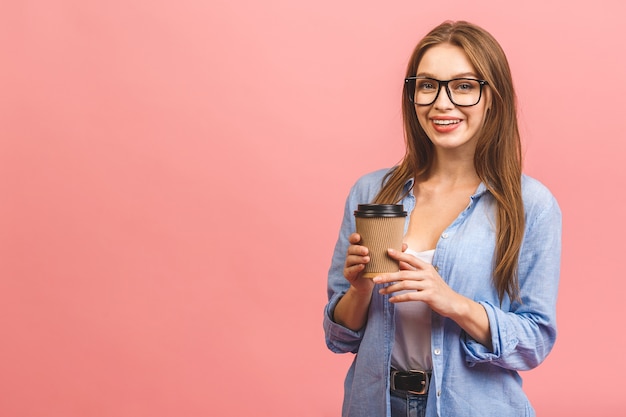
[[468, 103, 489, 128], [468, 112, 487, 130]]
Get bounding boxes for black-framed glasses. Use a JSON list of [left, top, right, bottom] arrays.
[[404, 77, 488, 107]]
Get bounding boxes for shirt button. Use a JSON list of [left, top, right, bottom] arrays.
[[434, 266, 439, 272], [434, 348, 441, 355], [441, 233, 449, 239], [437, 390, 441, 397]]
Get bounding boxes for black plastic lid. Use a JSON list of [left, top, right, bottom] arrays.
[[354, 204, 407, 218]]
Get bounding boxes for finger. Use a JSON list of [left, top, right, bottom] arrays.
[[348, 233, 362, 244], [373, 270, 425, 284], [378, 279, 424, 295], [372, 272, 405, 285], [344, 263, 366, 279], [387, 248, 429, 269], [347, 244, 369, 257], [398, 260, 416, 271], [388, 290, 424, 303], [345, 253, 370, 268]]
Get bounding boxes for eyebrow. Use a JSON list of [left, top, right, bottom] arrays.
[[415, 72, 479, 79]]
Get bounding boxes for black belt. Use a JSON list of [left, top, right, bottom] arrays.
[[390, 369, 431, 395]]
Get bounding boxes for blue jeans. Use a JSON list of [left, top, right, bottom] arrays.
[[390, 390, 427, 417]]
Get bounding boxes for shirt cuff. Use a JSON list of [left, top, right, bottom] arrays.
[[323, 294, 364, 354], [461, 301, 510, 365]]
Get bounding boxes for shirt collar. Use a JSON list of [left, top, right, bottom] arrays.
[[403, 177, 490, 199]]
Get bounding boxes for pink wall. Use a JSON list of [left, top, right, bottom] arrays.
[[1, 0, 624, 415]]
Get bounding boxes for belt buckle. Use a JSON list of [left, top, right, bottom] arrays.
[[390, 369, 399, 391], [407, 370, 429, 395]]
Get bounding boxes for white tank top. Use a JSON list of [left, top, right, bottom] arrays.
[[391, 248, 434, 372]]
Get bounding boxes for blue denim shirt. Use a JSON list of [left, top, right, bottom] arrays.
[[324, 168, 562, 417]]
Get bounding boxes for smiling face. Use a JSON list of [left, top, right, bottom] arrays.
[[414, 43, 490, 156]]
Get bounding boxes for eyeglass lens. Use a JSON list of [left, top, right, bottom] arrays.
[[407, 78, 483, 106]]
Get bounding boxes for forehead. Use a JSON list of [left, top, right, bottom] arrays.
[[416, 43, 478, 78]]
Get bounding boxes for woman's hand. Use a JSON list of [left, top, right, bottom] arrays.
[[373, 248, 492, 348], [373, 248, 461, 317], [343, 233, 375, 293], [332, 233, 375, 331]]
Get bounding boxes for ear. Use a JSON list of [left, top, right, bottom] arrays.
[[484, 87, 493, 111]]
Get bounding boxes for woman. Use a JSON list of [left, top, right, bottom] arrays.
[[323, 21, 561, 417]]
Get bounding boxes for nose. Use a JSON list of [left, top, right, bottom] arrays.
[[433, 83, 454, 109]]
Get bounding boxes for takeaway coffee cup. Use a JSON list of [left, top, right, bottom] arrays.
[[354, 204, 407, 278]]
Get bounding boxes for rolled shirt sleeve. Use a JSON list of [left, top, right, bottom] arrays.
[[462, 186, 562, 370], [323, 170, 390, 354]]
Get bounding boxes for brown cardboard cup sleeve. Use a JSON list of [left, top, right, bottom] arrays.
[[354, 204, 407, 278]]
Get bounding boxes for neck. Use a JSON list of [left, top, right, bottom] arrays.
[[420, 148, 480, 188]]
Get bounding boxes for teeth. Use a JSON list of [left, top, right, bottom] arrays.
[[433, 119, 460, 125]]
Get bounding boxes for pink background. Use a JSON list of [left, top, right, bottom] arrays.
[[1, 0, 624, 415]]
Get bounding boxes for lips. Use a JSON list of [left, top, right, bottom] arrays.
[[431, 117, 462, 132]]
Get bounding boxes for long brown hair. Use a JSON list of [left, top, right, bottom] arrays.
[[374, 21, 524, 303]]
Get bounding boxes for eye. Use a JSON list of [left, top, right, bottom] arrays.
[[450, 79, 478, 93], [416, 79, 437, 91]]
